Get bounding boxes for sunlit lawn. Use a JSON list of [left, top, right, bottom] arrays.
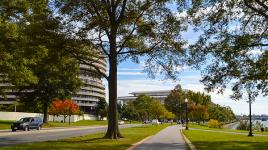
[[0, 120, 141, 130], [1, 124, 169, 150], [189, 123, 268, 135], [0, 120, 13, 130], [183, 129, 268, 150]]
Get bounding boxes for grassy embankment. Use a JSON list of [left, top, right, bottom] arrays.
[[183, 123, 268, 150], [189, 123, 268, 135], [1, 124, 169, 150], [0, 120, 141, 129]]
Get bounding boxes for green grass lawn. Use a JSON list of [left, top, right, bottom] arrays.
[[1, 124, 169, 150], [183, 129, 268, 150], [43, 120, 108, 128], [0, 120, 141, 129], [0, 120, 13, 130], [189, 123, 268, 135]]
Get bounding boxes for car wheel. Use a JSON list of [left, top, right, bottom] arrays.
[[24, 126, 29, 131], [37, 126, 41, 130]]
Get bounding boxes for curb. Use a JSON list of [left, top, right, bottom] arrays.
[[126, 135, 153, 150], [180, 129, 196, 150]]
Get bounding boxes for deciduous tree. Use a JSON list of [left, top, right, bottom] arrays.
[[56, 0, 187, 139], [182, 0, 268, 100]]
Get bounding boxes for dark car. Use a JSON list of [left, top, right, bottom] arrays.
[[11, 117, 43, 132]]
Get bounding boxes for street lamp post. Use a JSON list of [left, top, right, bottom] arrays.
[[248, 93, 253, 137], [185, 98, 189, 130]]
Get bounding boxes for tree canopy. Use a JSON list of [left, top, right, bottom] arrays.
[[0, 0, 82, 123], [54, 0, 188, 138], [182, 0, 268, 100]]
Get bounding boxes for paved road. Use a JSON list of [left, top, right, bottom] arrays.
[[0, 124, 142, 146], [134, 125, 186, 150]]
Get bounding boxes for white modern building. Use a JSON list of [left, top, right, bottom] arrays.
[[0, 60, 106, 115], [117, 90, 171, 105]]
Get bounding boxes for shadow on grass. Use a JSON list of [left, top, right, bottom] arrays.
[[193, 141, 268, 150]]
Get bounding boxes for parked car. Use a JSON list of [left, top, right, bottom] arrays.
[[151, 119, 160, 125], [118, 120, 125, 125], [143, 120, 151, 124], [11, 117, 43, 132]]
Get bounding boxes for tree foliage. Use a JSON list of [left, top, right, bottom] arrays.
[[0, 0, 82, 123], [165, 85, 235, 123], [188, 103, 209, 124], [55, 0, 187, 139], [96, 98, 108, 120], [181, 0, 268, 100], [49, 99, 80, 123], [121, 102, 139, 122]]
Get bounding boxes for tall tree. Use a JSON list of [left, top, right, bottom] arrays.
[[182, 0, 268, 100], [56, 0, 187, 138], [0, 1, 44, 91], [16, 0, 82, 123], [133, 95, 154, 122], [164, 88, 185, 118]]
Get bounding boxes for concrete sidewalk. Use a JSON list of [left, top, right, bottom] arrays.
[[134, 125, 186, 150]]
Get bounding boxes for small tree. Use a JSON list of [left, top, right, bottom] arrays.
[[121, 102, 138, 123], [189, 104, 209, 124], [150, 100, 166, 120], [96, 98, 108, 120], [61, 99, 79, 123], [49, 99, 79, 123]]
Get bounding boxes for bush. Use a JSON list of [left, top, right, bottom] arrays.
[[208, 119, 222, 128], [236, 120, 249, 130]]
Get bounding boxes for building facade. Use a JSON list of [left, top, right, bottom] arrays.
[[0, 60, 106, 115], [117, 90, 171, 105]]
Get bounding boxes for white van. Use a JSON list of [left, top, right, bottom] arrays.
[[151, 119, 160, 125]]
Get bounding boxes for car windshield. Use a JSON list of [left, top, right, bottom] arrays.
[[19, 118, 31, 122]]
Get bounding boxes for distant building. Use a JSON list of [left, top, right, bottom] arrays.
[[117, 90, 171, 105]]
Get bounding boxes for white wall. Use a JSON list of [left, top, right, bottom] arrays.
[[0, 112, 43, 121], [0, 111, 98, 122]]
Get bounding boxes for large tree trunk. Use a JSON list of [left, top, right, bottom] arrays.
[[104, 45, 123, 139], [43, 101, 48, 123]]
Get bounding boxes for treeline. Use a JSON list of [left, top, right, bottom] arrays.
[[105, 85, 236, 124], [164, 85, 236, 124], [96, 96, 176, 122]]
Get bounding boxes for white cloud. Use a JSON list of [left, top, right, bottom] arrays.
[[113, 78, 268, 115], [117, 72, 144, 75], [119, 68, 143, 71]]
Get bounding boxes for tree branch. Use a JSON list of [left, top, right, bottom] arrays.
[[118, 40, 163, 55], [255, 0, 268, 11], [244, 0, 268, 19], [116, 0, 128, 24]]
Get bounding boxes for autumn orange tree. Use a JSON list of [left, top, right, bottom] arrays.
[[49, 99, 79, 123]]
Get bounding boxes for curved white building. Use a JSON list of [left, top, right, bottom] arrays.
[[0, 60, 106, 115], [73, 60, 106, 114]]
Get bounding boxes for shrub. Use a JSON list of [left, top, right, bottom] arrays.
[[208, 119, 222, 128], [236, 120, 249, 130]]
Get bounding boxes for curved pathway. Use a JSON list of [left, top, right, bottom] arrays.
[[134, 125, 186, 150]]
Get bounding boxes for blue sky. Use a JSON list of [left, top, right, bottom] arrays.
[[111, 60, 267, 115], [106, 27, 268, 115], [103, 2, 267, 115]]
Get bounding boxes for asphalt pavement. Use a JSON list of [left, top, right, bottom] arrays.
[[0, 124, 142, 146], [134, 125, 186, 150]]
